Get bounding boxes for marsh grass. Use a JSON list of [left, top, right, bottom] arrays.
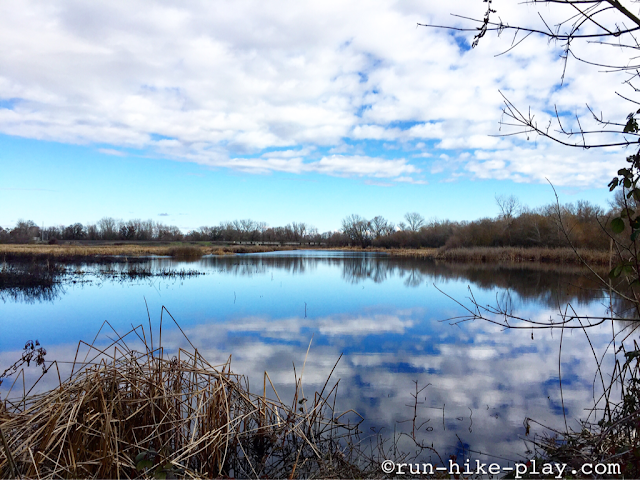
[[0, 261, 64, 303], [168, 245, 204, 259], [99, 266, 204, 279], [0, 314, 381, 479], [0, 261, 63, 289], [383, 246, 613, 265], [1, 244, 196, 261], [0, 244, 298, 262], [331, 245, 613, 266]]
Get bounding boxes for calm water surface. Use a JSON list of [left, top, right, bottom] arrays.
[[0, 251, 627, 464]]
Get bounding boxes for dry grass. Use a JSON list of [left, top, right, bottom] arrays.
[[0, 317, 378, 479], [167, 245, 204, 259], [375, 246, 613, 265], [331, 246, 614, 266], [0, 244, 202, 259], [434, 246, 613, 265], [0, 244, 301, 261], [373, 248, 439, 258]]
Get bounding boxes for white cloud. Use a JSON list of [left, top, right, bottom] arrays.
[[437, 135, 503, 150], [262, 146, 316, 159], [352, 125, 402, 141], [393, 176, 427, 184], [0, 0, 633, 185], [97, 148, 126, 156], [464, 143, 619, 186], [312, 154, 418, 178]]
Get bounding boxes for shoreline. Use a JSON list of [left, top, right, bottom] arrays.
[[0, 243, 614, 266], [382, 246, 613, 265]]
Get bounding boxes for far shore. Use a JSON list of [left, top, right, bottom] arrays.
[[0, 242, 615, 266], [0, 242, 296, 259]]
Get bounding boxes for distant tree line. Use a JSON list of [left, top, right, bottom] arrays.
[[0, 218, 329, 245], [0, 195, 620, 250], [0, 218, 184, 244], [340, 196, 617, 250], [186, 220, 325, 244]]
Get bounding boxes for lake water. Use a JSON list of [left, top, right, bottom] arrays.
[[0, 251, 629, 466]]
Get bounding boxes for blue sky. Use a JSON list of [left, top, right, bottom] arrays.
[[0, 1, 628, 232]]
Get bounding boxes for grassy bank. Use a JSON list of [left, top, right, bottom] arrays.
[[380, 246, 613, 266], [0, 243, 298, 262]]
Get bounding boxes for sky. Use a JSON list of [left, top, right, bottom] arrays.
[[0, 1, 635, 233]]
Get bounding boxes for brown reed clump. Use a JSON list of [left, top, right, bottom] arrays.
[[0, 244, 301, 262], [0, 244, 179, 259], [0, 261, 64, 289], [167, 245, 204, 259], [0, 320, 375, 479], [331, 246, 614, 266], [431, 246, 613, 265]]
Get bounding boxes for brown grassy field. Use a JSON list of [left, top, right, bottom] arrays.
[[1, 243, 186, 257], [376, 246, 613, 266], [331, 245, 613, 266], [0, 243, 298, 261]]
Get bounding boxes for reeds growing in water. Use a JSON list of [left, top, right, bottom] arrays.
[[167, 246, 204, 260], [0, 316, 377, 479], [432, 246, 612, 265]]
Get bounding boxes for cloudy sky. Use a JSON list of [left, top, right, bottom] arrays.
[[0, 1, 633, 231]]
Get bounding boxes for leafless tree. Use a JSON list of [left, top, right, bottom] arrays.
[[370, 215, 395, 238], [290, 222, 307, 241], [256, 221, 268, 235], [10, 220, 39, 243], [495, 194, 520, 221], [404, 212, 425, 232], [341, 214, 373, 247], [97, 217, 118, 240]]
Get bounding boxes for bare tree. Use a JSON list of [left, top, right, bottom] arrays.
[[86, 224, 98, 240], [370, 215, 395, 238], [495, 194, 520, 221], [290, 222, 307, 241], [10, 220, 39, 243], [97, 217, 118, 240], [404, 212, 425, 232], [256, 221, 268, 235], [341, 214, 373, 247]]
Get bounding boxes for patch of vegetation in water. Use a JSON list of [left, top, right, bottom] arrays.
[[0, 261, 63, 290]]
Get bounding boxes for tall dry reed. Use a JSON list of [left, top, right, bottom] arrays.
[[0, 316, 376, 479]]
